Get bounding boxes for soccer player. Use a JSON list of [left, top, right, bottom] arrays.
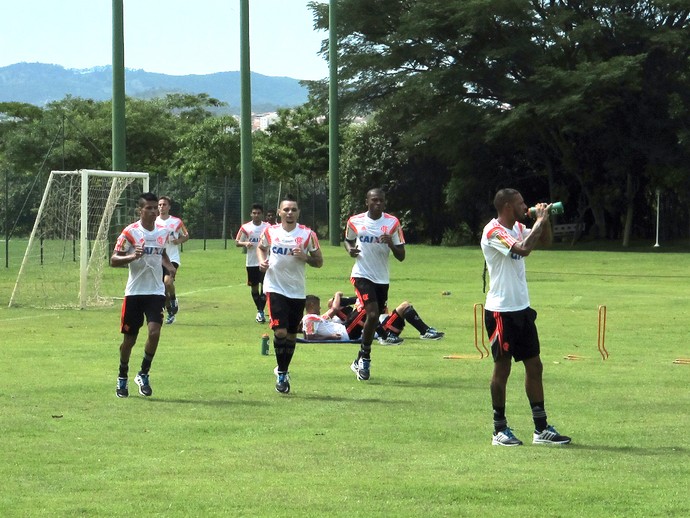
[[257, 195, 323, 394], [344, 188, 405, 380], [326, 291, 444, 343], [111, 192, 176, 398], [481, 188, 571, 446], [235, 203, 270, 323], [265, 209, 277, 225], [156, 196, 189, 324], [301, 295, 350, 341]]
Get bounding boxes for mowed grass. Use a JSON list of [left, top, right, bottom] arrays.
[[1, 241, 690, 517]]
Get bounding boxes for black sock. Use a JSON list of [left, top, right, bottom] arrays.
[[358, 343, 372, 361], [284, 339, 296, 370], [259, 294, 266, 311], [274, 336, 290, 372], [403, 306, 430, 334], [251, 292, 262, 311], [140, 352, 154, 375], [493, 406, 507, 433], [530, 401, 547, 432], [118, 362, 128, 379]]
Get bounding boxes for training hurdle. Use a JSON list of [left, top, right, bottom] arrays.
[[473, 303, 490, 359], [567, 305, 609, 360], [443, 302, 490, 360], [597, 305, 609, 360]]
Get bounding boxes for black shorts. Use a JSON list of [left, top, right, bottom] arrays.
[[246, 266, 265, 286], [266, 292, 305, 334], [351, 277, 389, 315], [120, 295, 166, 336], [380, 311, 405, 335], [345, 307, 365, 340], [485, 307, 540, 362]]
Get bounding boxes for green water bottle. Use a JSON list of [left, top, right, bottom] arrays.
[[528, 201, 564, 218], [261, 333, 270, 355]]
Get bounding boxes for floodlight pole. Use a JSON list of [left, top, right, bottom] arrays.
[[239, 0, 253, 220], [654, 188, 660, 248], [328, 0, 340, 245], [112, 0, 127, 171]]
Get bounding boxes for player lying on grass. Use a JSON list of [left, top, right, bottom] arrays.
[[320, 291, 444, 344], [301, 295, 351, 341]]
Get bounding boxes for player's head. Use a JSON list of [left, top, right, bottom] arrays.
[[158, 195, 172, 216], [494, 188, 526, 221], [137, 192, 159, 221], [305, 294, 321, 314], [279, 195, 300, 225], [365, 188, 386, 218], [251, 203, 264, 223], [266, 209, 277, 224]]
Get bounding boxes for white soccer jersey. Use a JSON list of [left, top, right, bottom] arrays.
[[156, 215, 187, 265], [345, 211, 405, 284], [480, 218, 531, 312], [236, 221, 269, 267], [114, 221, 170, 297], [301, 313, 350, 341], [260, 224, 320, 299]]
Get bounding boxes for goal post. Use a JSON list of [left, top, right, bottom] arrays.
[[9, 169, 150, 309]]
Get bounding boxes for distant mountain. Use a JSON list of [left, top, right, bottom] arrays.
[[0, 62, 310, 112]]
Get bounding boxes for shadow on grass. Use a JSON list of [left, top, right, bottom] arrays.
[[567, 443, 688, 455], [141, 398, 266, 407]]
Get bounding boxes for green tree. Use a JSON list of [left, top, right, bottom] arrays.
[[310, 0, 690, 242]]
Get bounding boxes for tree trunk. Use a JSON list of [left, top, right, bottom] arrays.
[[622, 172, 635, 247]]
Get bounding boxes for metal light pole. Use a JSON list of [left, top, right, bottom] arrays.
[[112, 0, 126, 171], [328, 0, 340, 245], [239, 0, 253, 221], [654, 188, 660, 248]]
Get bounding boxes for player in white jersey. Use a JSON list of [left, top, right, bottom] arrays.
[[344, 188, 405, 381], [257, 196, 323, 394], [156, 196, 189, 324], [235, 203, 270, 323], [301, 295, 350, 341], [111, 192, 176, 399], [481, 188, 571, 447]]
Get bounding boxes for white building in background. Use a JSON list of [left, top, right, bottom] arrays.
[[252, 112, 279, 132]]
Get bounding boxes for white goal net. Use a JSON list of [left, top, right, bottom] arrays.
[[9, 169, 150, 309]]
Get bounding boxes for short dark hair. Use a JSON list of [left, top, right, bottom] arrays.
[[305, 294, 320, 309], [279, 194, 299, 209], [251, 203, 264, 212], [159, 195, 172, 205], [139, 192, 158, 206], [493, 188, 519, 211]]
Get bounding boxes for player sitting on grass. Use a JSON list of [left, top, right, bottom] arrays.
[[327, 291, 444, 344]]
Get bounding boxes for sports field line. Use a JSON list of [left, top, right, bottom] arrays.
[[0, 313, 60, 322], [180, 284, 244, 296]]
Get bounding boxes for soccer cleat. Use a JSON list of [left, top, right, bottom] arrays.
[[492, 427, 523, 446], [256, 310, 266, 323], [116, 377, 129, 398], [165, 312, 176, 325], [533, 425, 571, 445], [420, 328, 445, 340], [378, 334, 404, 345], [274, 368, 291, 394], [350, 357, 371, 380], [134, 372, 153, 397]]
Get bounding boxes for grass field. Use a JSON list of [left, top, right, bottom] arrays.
[[2, 241, 690, 516]]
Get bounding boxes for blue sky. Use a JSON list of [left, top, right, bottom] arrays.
[[0, 0, 329, 80]]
